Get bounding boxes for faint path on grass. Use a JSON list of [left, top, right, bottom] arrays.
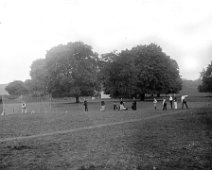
[[0, 110, 187, 142]]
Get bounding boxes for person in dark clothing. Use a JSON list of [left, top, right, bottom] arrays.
[[83, 99, 88, 112], [162, 99, 167, 110], [131, 97, 137, 110], [181, 95, 189, 109], [120, 98, 124, 105]]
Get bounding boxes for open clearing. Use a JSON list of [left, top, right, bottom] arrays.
[[0, 99, 212, 169]]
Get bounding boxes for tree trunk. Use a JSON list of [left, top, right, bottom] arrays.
[[75, 96, 80, 103], [140, 93, 145, 101]]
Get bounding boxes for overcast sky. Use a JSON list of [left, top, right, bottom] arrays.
[[0, 0, 212, 84]]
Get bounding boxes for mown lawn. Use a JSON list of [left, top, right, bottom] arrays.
[[0, 100, 211, 169], [0, 100, 210, 139]]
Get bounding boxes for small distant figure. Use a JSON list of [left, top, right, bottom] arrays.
[[131, 97, 137, 110], [113, 102, 118, 110], [21, 102, 27, 114], [181, 95, 189, 109], [169, 95, 173, 109], [153, 98, 157, 110], [100, 100, 105, 111], [119, 98, 127, 111], [31, 110, 35, 114], [120, 98, 124, 105], [173, 94, 178, 109], [162, 99, 167, 110], [83, 99, 88, 112], [1, 110, 5, 116]]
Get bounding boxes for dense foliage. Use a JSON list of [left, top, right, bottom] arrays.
[[6, 42, 182, 102], [31, 42, 100, 102], [99, 44, 182, 100], [5, 80, 28, 96], [198, 61, 212, 93]]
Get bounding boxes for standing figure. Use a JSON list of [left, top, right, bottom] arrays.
[[100, 100, 105, 111], [181, 95, 189, 109], [173, 94, 178, 109], [21, 102, 27, 114], [0, 96, 5, 116], [153, 98, 157, 110], [83, 99, 88, 112], [169, 95, 173, 109], [119, 98, 127, 111], [162, 99, 167, 110], [131, 97, 137, 110]]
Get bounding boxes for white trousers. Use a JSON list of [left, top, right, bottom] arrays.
[[100, 105, 105, 111], [174, 102, 177, 109], [22, 108, 27, 113]]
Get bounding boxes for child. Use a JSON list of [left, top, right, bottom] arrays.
[[21, 102, 27, 114], [131, 97, 137, 110], [119, 98, 127, 111], [162, 99, 167, 110], [100, 100, 105, 111], [153, 98, 157, 110]]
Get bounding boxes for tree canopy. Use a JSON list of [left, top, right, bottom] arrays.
[[99, 43, 182, 100], [6, 41, 183, 102], [27, 58, 49, 96], [5, 80, 28, 96], [198, 61, 212, 93], [29, 41, 100, 102]]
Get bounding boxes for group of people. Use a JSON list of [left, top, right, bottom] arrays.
[[83, 98, 136, 112], [20, 95, 189, 114], [113, 98, 137, 111], [83, 95, 189, 112], [153, 94, 189, 111]]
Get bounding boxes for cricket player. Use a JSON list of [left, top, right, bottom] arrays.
[[21, 102, 27, 114]]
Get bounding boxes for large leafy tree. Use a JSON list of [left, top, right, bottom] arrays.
[[132, 44, 182, 98], [99, 50, 137, 98], [5, 80, 28, 96], [198, 61, 212, 93], [99, 43, 182, 100], [45, 41, 100, 102], [28, 58, 49, 96]]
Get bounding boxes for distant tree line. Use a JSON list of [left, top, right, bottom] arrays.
[[198, 61, 212, 93], [5, 41, 183, 102]]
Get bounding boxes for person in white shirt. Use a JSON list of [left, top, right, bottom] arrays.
[[21, 102, 27, 114], [169, 95, 173, 109], [173, 94, 178, 109], [153, 98, 157, 110], [119, 98, 127, 111]]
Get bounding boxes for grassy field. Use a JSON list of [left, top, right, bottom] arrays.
[[0, 98, 212, 169]]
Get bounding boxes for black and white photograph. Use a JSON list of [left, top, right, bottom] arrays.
[[0, 0, 212, 169]]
